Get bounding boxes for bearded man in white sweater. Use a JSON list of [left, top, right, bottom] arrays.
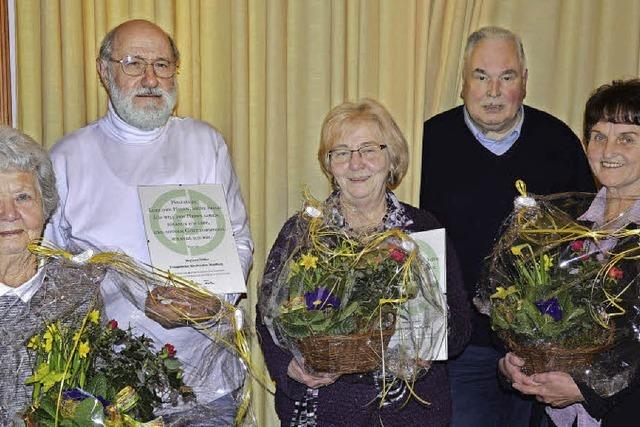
[[45, 19, 253, 425]]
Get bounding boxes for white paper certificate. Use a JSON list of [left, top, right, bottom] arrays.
[[385, 229, 448, 361], [138, 184, 246, 294]]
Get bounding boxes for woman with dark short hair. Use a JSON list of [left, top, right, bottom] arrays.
[[500, 80, 640, 426]]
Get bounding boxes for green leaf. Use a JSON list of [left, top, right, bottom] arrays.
[[25, 364, 70, 392], [70, 398, 104, 425], [336, 302, 359, 321], [163, 358, 181, 371], [86, 372, 108, 399]]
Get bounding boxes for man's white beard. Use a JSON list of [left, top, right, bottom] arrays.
[[106, 73, 177, 131]]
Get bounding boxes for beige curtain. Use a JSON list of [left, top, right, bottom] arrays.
[[13, 1, 640, 425]]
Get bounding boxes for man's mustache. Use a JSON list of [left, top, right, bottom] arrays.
[[133, 87, 167, 97]]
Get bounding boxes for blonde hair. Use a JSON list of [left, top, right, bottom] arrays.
[[317, 99, 409, 189]]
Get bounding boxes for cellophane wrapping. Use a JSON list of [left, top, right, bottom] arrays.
[[475, 188, 640, 397], [3, 244, 254, 426], [260, 195, 447, 383], [0, 258, 102, 425]]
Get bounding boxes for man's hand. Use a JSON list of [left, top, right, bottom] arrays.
[[287, 358, 340, 389], [512, 371, 584, 407], [145, 286, 221, 329]]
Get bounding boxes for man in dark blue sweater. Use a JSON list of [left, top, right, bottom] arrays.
[[420, 27, 595, 427]]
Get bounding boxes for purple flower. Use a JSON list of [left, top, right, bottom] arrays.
[[534, 297, 563, 321], [304, 287, 341, 310], [63, 388, 110, 408]]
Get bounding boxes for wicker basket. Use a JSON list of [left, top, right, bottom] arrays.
[[503, 327, 615, 375], [297, 324, 395, 374]]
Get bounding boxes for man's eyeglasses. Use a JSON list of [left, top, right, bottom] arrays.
[[329, 144, 387, 164], [108, 55, 178, 78]]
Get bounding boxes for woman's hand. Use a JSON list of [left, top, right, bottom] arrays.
[[512, 371, 584, 407], [499, 352, 533, 385], [287, 358, 340, 389]]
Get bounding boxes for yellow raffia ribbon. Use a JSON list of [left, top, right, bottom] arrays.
[[504, 180, 640, 325], [515, 179, 527, 197], [28, 239, 262, 426], [298, 191, 446, 407]]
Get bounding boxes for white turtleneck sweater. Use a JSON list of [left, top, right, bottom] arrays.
[[44, 104, 253, 405]]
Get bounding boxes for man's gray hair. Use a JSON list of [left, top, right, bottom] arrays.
[[463, 26, 526, 73], [98, 25, 180, 63], [0, 126, 59, 220]]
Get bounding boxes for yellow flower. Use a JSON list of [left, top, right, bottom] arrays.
[[78, 341, 90, 358], [542, 254, 553, 271], [280, 296, 305, 313], [46, 322, 58, 336], [73, 331, 82, 342], [88, 310, 100, 324], [27, 335, 40, 349], [299, 253, 318, 270], [42, 330, 54, 352], [510, 244, 528, 256], [490, 286, 518, 300], [289, 261, 300, 275]]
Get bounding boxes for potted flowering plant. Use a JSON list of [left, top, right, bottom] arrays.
[[488, 241, 620, 350], [24, 310, 193, 426], [258, 191, 450, 377], [477, 184, 634, 374], [276, 236, 412, 338], [273, 229, 418, 374]]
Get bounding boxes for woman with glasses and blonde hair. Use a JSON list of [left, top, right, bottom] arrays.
[[256, 99, 471, 426]]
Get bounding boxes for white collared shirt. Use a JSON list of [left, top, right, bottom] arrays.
[[0, 268, 45, 303]]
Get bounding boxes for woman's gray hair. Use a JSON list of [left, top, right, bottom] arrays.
[[0, 126, 58, 220]]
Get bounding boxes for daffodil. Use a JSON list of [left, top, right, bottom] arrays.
[[299, 253, 318, 270], [510, 244, 528, 256], [490, 285, 518, 300], [88, 310, 100, 324], [72, 331, 82, 342], [42, 330, 54, 352], [542, 254, 553, 271], [27, 335, 40, 349], [78, 341, 90, 358], [46, 323, 58, 336]]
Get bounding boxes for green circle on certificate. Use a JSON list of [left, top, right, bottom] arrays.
[[416, 240, 440, 281], [149, 188, 226, 255]]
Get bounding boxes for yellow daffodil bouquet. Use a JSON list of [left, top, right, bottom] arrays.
[[475, 182, 640, 374], [261, 193, 446, 377], [24, 308, 193, 426]]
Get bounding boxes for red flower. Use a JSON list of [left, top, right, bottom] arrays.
[[164, 343, 177, 358], [389, 247, 407, 263], [608, 267, 624, 281], [570, 240, 584, 252], [107, 319, 118, 330]]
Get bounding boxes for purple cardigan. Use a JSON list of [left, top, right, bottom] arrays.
[[256, 200, 471, 426]]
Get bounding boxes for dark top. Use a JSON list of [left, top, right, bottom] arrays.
[[256, 197, 471, 426], [420, 105, 595, 346], [578, 376, 639, 426]]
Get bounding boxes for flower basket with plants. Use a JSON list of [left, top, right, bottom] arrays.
[[25, 243, 260, 426], [24, 309, 194, 426], [260, 194, 446, 380], [475, 181, 640, 385]]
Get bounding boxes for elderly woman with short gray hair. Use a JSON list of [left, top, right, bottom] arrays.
[[0, 126, 102, 423]]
